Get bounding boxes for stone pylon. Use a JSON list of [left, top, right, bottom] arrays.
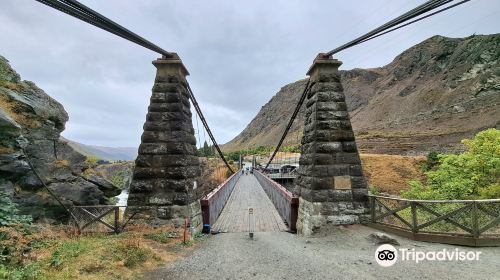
[[128, 54, 202, 227], [295, 54, 369, 236]]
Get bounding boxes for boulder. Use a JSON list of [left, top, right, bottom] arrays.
[[367, 232, 400, 245], [83, 173, 121, 197]]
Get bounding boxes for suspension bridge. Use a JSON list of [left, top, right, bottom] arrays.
[[31, 0, 500, 247]]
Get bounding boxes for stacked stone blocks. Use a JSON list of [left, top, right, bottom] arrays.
[[128, 54, 202, 226], [296, 54, 369, 235]]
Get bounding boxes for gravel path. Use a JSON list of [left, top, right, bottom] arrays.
[[144, 225, 499, 280]]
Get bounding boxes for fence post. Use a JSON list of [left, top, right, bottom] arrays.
[[290, 197, 299, 233], [200, 199, 210, 233], [114, 207, 120, 233], [411, 201, 418, 234], [370, 196, 376, 223], [472, 201, 479, 239]]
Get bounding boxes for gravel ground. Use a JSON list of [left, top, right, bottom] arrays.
[[144, 225, 499, 280]]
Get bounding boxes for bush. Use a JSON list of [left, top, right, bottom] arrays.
[[0, 191, 32, 227], [403, 128, 500, 200], [368, 185, 380, 195], [111, 169, 132, 190], [85, 156, 100, 165], [423, 151, 440, 171], [479, 184, 500, 199]]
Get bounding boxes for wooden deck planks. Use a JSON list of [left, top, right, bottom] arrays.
[[212, 174, 288, 233]]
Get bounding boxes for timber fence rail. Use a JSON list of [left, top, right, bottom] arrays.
[[367, 195, 500, 246], [70, 205, 152, 234], [200, 170, 242, 228], [254, 170, 299, 232]]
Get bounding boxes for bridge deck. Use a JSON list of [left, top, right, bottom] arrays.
[[212, 174, 287, 233]]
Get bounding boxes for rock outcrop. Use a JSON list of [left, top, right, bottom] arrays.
[[0, 56, 119, 222], [224, 34, 500, 155]]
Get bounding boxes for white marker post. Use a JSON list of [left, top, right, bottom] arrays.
[[249, 208, 254, 239]]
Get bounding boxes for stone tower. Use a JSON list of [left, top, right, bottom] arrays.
[[295, 54, 369, 236], [128, 54, 202, 227]]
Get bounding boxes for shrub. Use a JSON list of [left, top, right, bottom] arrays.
[[85, 156, 100, 165], [479, 184, 500, 199], [0, 191, 32, 227], [110, 169, 132, 190], [368, 185, 380, 195], [423, 151, 440, 171], [403, 128, 500, 200]]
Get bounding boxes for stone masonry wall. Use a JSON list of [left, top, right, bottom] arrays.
[[295, 54, 369, 236], [128, 55, 202, 227]]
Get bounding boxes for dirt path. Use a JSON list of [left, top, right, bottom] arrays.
[[143, 225, 499, 280]]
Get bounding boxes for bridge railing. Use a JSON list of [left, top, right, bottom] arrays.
[[367, 194, 500, 246], [254, 170, 299, 232], [200, 170, 242, 229]]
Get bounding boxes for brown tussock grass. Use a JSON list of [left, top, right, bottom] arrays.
[[360, 153, 426, 195]]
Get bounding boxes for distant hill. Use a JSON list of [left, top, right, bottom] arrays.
[[65, 138, 137, 161], [224, 34, 500, 155]]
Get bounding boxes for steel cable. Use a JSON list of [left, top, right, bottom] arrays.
[[325, 0, 460, 56], [264, 79, 312, 170], [35, 0, 172, 57], [186, 83, 235, 174], [357, 0, 471, 45]]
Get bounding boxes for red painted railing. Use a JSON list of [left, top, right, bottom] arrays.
[[200, 170, 242, 228], [254, 170, 299, 232]]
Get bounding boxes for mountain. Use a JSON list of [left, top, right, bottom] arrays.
[[224, 34, 500, 155], [65, 139, 137, 161]]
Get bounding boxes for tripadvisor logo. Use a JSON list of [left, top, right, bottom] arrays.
[[375, 244, 398, 267], [375, 244, 482, 267]]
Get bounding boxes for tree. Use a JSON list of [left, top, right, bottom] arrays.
[[403, 128, 500, 200], [202, 141, 210, 157]]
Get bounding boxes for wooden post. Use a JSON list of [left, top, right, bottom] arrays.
[[472, 202, 479, 239], [114, 207, 120, 233], [411, 202, 418, 234], [370, 196, 376, 223], [200, 198, 210, 232], [290, 197, 299, 232]]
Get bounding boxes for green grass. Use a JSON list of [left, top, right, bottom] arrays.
[[143, 231, 178, 244], [0, 226, 183, 280]]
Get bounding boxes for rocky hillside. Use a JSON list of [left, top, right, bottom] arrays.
[[224, 34, 500, 155], [0, 56, 119, 222]]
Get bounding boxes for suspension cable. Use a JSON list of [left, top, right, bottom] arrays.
[[34, 0, 173, 57], [357, 0, 471, 45], [34, 0, 233, 173], [21, 148, 80, 223], [194, 108, 201, 149], [264, 0, 471, 172], [325, 0, 471, 56], [264, 79, 311, 170], [186, 83, 235, 174]]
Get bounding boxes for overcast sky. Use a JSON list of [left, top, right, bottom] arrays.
[[1, 0, 499, 148]]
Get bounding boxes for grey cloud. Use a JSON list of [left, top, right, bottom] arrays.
[[0, 0, 498, 147]]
